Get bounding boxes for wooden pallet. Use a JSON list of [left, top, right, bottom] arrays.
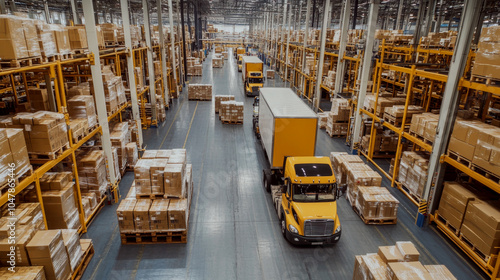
[[83, 195, 107, 231], [399, 183, 423, 204], [188, 98, 212, 101], [221, 120, 243, 125], [470, 75, 500, 87], [120, 229, 188, 244], [446, 150, 472, 168], [0, 56, 44, 70], [459, 233, 492, 263], [383, 113, 411, 127], [470, 164, 500, 184], [135, 193, 165, 199], [71, 240, 95, 280], [72, 49, 89, 55], [352, 205, 397, 225], [0, 166, 34, 196], [29, 143, 71, 160], [408, 131, 433, 145], [435, 212, 460, 236]]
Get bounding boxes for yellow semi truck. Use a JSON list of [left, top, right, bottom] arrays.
[[257, 88, 344, 245], [242, 56, 264, 97]]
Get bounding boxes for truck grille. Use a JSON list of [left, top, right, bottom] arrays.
[[252, 86, 259, 94], [304, 219, 334, 237]]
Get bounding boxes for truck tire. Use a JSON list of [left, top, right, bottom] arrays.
[[263, 170, 271, 192], [280, 216, 287, 239]]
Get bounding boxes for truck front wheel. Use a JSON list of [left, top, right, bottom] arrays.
[[263, 170, 271, 192], [281, 216, 287, 239]]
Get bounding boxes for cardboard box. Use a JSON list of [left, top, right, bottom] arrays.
[[378, 246, 404, 263], [116, 199, 137, 232], [388, 261, 432, 280], [164, 164, 184, 197], [437, 181, 477, 229], [26, 230, 72, 280], [149, 199, 170, 230], [168, 199, 187, 230], [60, 229, 83, 272], [0, 266, 46, 280], [133, 199, 151, 231], [424, 265, 457, 280], [67, 26, 87, 49], [0, 16, 29, 60]]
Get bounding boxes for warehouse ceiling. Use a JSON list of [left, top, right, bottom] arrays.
[[4, 0, 500, 27]]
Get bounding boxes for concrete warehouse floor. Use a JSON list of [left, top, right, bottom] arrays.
[[81, 50, 487, 280]]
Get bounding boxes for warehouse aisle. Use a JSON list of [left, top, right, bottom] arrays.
[[82, 51, 487, 280]]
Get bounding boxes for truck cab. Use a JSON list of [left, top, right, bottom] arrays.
[[279, 156, 342, 245], [245, 72, 264, 96], [242, 56, 264, 97], [237, 54, 243, 72]]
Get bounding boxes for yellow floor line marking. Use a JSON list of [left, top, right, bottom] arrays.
[[89, 225, 119, 279], [183, 101, 199, 149], [159, 99, 185, 148]]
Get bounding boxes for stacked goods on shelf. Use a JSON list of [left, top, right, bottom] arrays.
[[383, 105, 424, 127], [266, 69, 275, 79], [398, 151, 429, 200], [61, 229, 83, 272], [212, 56, 223, 68], [67, 26, 88, 50], [110, 122, 130, 174], [95, 65, 127, 115], [110, 148, 121, 183], [34, 21, 57, 59], [326, 99, 349, 137], [222, 51, 229, 59], [215, 95, 235, 114], [437, 182, 479, 232], [81, 192, 98, 219], [0, 15, 41, 61], [77, 149, 109, 198], [153, 61, 161, 78], [67, 95, 98, 142], [375, 30, 413, 45], [0, 203, 45, 266], [134, 67, 145, 91], [220, 101, 244, 124], [322, 70, 336, 89], [448, 119, 500, 176], [472, 26, 500, 79], [187, 57, 202, 76], [188, 84, 212, 101], [304, 55, 315, 75], [0, 266, 46, 280], [27, 88, 50, 111], [116, 149, 193, 243], [360, 129, 399, 154], [67, 82, 90, 98], [126, 143, 139, 168], [420, 31, 457, 48], [317, 112, 328, 129], [363, 95, 406, 117], [52, 25, 71, 55], [39, 172, 81, 230], [26, 230, 72, 280], [409, 113, 439, 142], [1, 112, 69, 157], [460, 200, 500, 256], [99, 23, 118, 45], [0, 128, 31, 186], [353, 241, 456, 280]]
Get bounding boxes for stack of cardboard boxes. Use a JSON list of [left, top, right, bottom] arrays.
[[212, 56, 223, 68], [116, 149, 192, 234], [398, 151, 429, 199], [363, 95, 406, 117], [187, 57, 202, 76], [420, 31, 457, 48], [354, 187, 399, 222], [67, 95, 97, 140], [353, 241, 456, 280], [215, 95, 235, 114], [67, 26, 87, 50], [322, 70, 336, 89], [110, 122, 130, 174], [34, 21, 58, 58], [99, 23, 117, 45], [0, 15, 42, 61], [326, 99, 349, 137], [52, 25, 71, 55], [318, 112, 329, 129], [0, 266, 46, 280], [472, 26, 500, 79], [27, 88, 50, 111], [61, 229, 83, 273], [0, 128, 31, 186], [77, 149, 109, 198], [383, 105, 424, 127], [26, 230, 71, 280], [409, 113, 439, 142], [448, 119, 500, 176], [94, 65, 127, 115], [188, 84, 212, 101], [266, 69, 275, 79], [220, 101, 244, 124], [126, 142, 139, 168], [360, 131, 399, 154]]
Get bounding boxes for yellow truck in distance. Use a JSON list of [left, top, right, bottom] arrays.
[[258, 88, 343, 245], [236, 47, 246, 71], [242, 56, 264, 97]]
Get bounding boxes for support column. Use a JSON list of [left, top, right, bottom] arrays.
[[168, 0, 179, 97], [279, 0, 288, 75], [301, 0, 311, 97], [351, 0, 380, 149], [424, 0, 485, 215], [177, 0, 184, 86], [334, 0, 351, 98], [396, 0, 404, 30], [180, 0, 187, 81], [413, 0, 426, 51], [313, 0, 331, 111], [82, 0, 117, 184], [423, 0, 437, 37], [70, 0, 79, 24], [0, 0, 5, 14], [143, 0, 157, 123], [284, 4, 293, 87], [157, 0, 170, 106], [44, 0, 51, 23], [121, 0, 143, 147], [352, 0, 359, 29], [434, 0, 443, 32]]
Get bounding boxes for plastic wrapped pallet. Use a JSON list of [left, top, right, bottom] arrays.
[[164, 164, 185, 198], [212, 57, 223, 68], [52, 24, 71, 55], [472, 26, 500, 79], [220, 101, 244, 123], [35, 20, 57, 58], [425, 265, 457, 280], [126, 142, 138, 167], [77, 149, 108, 197], [67, 95, 97, 128], [1, 128, 31, 181], [355, 187, 399, 221], [60, 229, 83, 272], [0, 15, 29, 60], [215, 95, 235, 114], [67, 82, 91, 99], [317, 112, 328, 129], [188, 84, 212, 101], [352, 253, 388, 280], [67, 26, 87, 49], [110, 128, 129, 172], [398, 151, 429, 199], [329, 153, 364, 185], [0, 266, 47, 280], [26, 230, 72, 280], [266, 69, 275, 79]]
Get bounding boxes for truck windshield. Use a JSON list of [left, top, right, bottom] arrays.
[[238, 60, 242, 65], [292, 184, 336, 202], [249, 78, 263, 84]]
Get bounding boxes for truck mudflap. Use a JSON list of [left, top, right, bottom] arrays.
[[285, 230, 341, 245]]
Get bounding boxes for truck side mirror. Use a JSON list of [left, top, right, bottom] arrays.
[[337, 184, 347, 198], [281, 184, 287, 194]]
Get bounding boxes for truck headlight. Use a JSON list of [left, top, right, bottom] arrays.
[[335, 224, 341, 234], [288, 224, 298, 234]]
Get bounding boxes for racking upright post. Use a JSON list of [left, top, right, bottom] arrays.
[[82, 0, 118, 194], [301, 0, 311, 98], [120, 0, 143, 148], [157, 0, 170, 106], [168, 0, 180, 98], [396, 0, 404, 30], [0, 0, 6, 14], [334, 0, 351, 99], [313, 0, 331, 111], [351, 0, 380, 150], [284, 3, 292, 87], [70, 0, 79, 24], [142, 0, 158, 124], [279, 0, 288, 75], [423, 0, 485, 215]]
